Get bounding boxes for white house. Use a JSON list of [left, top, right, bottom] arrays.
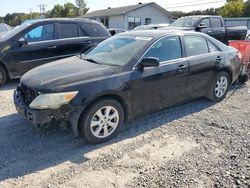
[[82, 2, 172, 30]]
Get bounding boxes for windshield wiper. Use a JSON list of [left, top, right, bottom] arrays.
[[83, 58, 102, 65], [82, 57, 120, 67]]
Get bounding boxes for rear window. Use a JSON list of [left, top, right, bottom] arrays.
[[60, 23, 78, 38], [207, 41, 219, 53], [211, 18, 222, 28], [80, 23, 110, 37], [184, 35, 209, 57]]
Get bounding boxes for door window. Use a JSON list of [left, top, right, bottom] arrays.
[[207, 41, 219, 53], [25, 24, 54, 43], [200, 18, 210, 27], [211, 18, 222, 27], [184, 36, 209, 57], [144, 36, 182, 62], [60, 23, 78, 38], [80, 23, 110, 37]]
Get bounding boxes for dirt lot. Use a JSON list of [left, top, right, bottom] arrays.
[[0, 80, 249, 188]]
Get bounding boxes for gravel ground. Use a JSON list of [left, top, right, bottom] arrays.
[[0, 80, 249, 188]]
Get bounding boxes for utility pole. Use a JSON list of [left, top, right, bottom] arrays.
[[28, 8, 33, 19], [38, 4, 46, 19]]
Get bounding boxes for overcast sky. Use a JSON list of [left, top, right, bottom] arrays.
[[0, 0, 227, 16]]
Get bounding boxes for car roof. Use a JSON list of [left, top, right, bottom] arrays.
[[119, 29, 206, 39], [108, 28, 125, 30], [25, 18, 99, 24], [181, 15, 222, 18]]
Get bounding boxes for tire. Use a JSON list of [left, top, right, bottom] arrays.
[[207, 71, 230, 102], [238, 74, 249, 84], [78, 98, 124, 144], [0, 66, 7, 88]]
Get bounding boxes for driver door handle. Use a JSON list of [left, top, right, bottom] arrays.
[[178, 64, 186, 72], [83, 40, 92, 44], [48, 46, 57, 50]]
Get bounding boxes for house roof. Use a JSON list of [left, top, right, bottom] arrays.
[[82, 2, 171, 18]]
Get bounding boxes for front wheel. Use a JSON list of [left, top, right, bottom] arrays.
[[78, 98, 124, 144], [207, 71, 230, 102]]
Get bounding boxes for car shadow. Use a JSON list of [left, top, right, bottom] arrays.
[[0, 84, 246, 182], [0, 79, 19, 91]]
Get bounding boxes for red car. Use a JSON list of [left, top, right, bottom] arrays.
[[229, 35, 250, 83]]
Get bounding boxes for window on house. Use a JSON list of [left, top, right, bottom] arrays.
[[100, 17, 109, 28], [128, 17, 141, 30], [145, 18, 151, 25]]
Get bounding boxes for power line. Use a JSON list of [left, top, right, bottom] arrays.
[[163, 0, 225, 9], [163, 0, 225, 7]]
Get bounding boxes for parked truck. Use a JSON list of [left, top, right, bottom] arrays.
[[168, 15, 248, 44]]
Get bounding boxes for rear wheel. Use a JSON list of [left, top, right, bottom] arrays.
[[207, 71, 230, 102], [238, 74, 249, 84], [0, 66, 7, 88], [78, 98, 124, 144]]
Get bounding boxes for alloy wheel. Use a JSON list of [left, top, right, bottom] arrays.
[[90, 106, 119, 138], [215, 76, 228, 98]]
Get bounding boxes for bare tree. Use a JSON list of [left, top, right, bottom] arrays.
[[75, 0, 89, 16]]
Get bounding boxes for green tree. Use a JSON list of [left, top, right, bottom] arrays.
[[62, 3, 78, 17], [243, 0, 250, 16], [75, 0, 89, 16], [219, 0, 245, 17], [47, 3, 80, 18], [48, 4, 64, 17], [171, 8, 220, 19]]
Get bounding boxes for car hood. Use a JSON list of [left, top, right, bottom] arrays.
[[0, 40, 7, 54], [21, 56, 119, 92]]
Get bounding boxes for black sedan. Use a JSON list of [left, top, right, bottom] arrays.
[[14, 30, 241, 144], [0, 18, 110, 87]]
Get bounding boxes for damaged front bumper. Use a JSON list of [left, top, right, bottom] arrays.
[[14, 90, 72, 128]]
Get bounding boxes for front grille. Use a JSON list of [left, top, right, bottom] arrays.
[[17, 83, 39, 105]]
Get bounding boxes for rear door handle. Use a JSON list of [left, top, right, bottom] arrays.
[[216, 56, 223, 62], [83, 40, 92, 44], [48, 46, 57, 50], [178, 64, 186, 71]]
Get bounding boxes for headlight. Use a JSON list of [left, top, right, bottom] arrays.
[[29, 91, 78, 110]]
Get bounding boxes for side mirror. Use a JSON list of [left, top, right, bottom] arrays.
[[197, 23, 207, 29], [139, 57, 159, 69], [18, 37, 27, 46]]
